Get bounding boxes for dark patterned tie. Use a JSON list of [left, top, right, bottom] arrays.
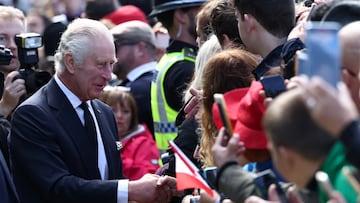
[[80, 102, 98, 163]]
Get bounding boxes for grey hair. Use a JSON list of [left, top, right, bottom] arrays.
[[183, 34, 222, 101], [54, 18, 114, 73]]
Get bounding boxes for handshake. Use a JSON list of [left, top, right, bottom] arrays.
[[128, 174, 180, 203]]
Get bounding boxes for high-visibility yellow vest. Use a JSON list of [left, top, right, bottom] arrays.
[[151, 48, 196, 152]]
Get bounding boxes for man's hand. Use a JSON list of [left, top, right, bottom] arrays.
[[157, 175, 181, 202], [212, 128, 246, 168], [302, 77, 358, 137], [0, 71, 26, 116], [129, 174, 178, 203]]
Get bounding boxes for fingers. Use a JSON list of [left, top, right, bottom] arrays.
[[244, 195, 270, 203], [4, 71, 19, 85], [268, 184, 280, 202], [184, 88, 201, 119], [227, 133, 240, 152], [326, 191, 347, 203], [214, 127, 229, 147], [287, 75, 309, 90], [287, 186, 304, 203], [157, 176, 178, 196]]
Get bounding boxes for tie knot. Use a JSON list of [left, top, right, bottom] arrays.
[[80, 102, 88, 110]]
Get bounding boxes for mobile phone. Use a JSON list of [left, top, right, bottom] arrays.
[[253, 169, 289, 203], [260, 74, 286, 98], [175, 95, 194, 126], [203, 166, 217, 189], [213, 93, 233, 136], [305, 22, 341, 87], [306, 4, 316, 21], [315, 171, 334, 198]]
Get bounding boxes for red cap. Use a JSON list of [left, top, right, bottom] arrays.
[[212, 81, 268, 149], [102, 5, 148, 25]]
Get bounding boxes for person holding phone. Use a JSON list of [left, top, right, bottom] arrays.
[[199, 48, 256, 168], [263, 87, 357, 203]]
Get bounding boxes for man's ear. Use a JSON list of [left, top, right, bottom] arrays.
[[133, 42, 146, 58], [63, 52, 76, 74], [243, 14, 255, 33], [174, 9, 186, 24], [342, 68, 354, 88]]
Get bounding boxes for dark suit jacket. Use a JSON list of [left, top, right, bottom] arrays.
[[0, 150, 19, 203], [10, 78, 124, 203], [126, 71, 155, 135]]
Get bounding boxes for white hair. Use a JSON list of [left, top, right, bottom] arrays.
[[184, 34, 222, 101], [54, 18, 114, 73]]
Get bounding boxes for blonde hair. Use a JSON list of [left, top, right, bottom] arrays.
[[0, 6, 25, 24]]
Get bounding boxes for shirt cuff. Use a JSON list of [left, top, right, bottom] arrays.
[[117, 179, 129, 203]]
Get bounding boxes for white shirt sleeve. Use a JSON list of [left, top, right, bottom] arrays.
[[117, 179, 129, 203]]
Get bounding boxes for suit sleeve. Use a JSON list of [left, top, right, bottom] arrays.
[[10, 104, 119, 203]]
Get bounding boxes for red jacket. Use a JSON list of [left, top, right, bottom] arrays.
[[120, 124, 160, 180]]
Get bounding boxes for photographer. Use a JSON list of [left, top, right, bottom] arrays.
[[0, 6, 26, 168]]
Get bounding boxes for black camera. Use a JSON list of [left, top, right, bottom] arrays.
[[15, 33, 51, 94], [0, 45, 12, 65]]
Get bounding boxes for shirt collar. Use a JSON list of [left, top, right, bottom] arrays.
[[252, 44, 284, 80], [54, 74, 83, 109], [126, 61, 157, 82]]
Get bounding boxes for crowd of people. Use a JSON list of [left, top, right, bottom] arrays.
[[0, 0, 359, 203]]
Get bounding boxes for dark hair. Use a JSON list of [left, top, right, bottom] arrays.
[[263, 88, 335, 161], [196, 0, 217, 44], [155, 10, 174, 30], [309, 0, 341, 21], [233, 0, 295, 38], [85, 0, 118, 20], [210, 0, 243, 48]]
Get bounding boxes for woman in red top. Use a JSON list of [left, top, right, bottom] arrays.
[[101, 87, 160, 180]]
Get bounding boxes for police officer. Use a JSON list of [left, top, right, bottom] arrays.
[[149, 0, 206, 154]]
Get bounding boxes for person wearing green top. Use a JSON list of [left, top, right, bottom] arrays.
[[262, 87, 357, 203]]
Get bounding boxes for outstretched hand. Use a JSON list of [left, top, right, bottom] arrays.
[[212, 128, 246, 168]]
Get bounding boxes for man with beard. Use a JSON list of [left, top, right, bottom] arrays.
[[111, 20, 157, 136], [149, 0, 205, 154]]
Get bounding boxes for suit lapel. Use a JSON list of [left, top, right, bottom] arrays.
[[47, 79, 100, 179]]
